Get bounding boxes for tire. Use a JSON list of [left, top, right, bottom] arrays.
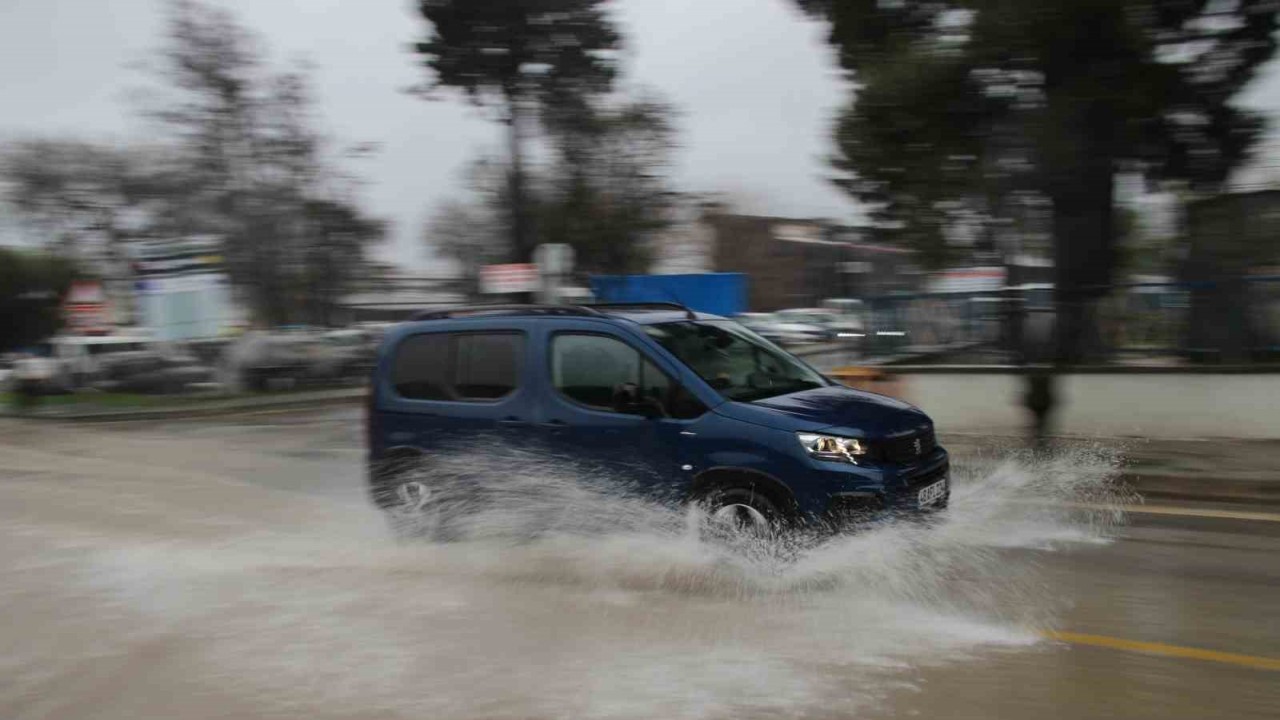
[[702, 487, 779, 530], [371, 454, 455, 540], [379, 476, 439, 539], [695, 485, 789, 553]]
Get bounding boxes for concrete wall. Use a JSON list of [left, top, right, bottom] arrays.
[[891, 373, 1280, 440]]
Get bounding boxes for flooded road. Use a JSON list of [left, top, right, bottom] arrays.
[[1, 408, 1276, 719]]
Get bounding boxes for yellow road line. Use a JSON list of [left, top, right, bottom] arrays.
[[1044, 631, 1280, 671]]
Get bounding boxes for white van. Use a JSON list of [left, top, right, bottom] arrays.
[[46, 335, 154, 387]]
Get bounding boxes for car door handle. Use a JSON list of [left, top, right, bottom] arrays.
[[538, 420, 568, 429], [498, 417, 529, 427]]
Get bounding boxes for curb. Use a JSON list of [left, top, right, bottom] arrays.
[[0, 388, 365, 423], [860, 364, 1280, 375], [1120, 472, 1280, 507]]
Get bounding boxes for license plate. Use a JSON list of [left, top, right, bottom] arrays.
[[917, 479, 947, 507]]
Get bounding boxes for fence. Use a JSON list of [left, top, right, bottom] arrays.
[[847, 277, 1280, 363]]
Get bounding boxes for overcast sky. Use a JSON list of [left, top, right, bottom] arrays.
[[3, 0, 1280, 268], [0, 0, 857, 269]]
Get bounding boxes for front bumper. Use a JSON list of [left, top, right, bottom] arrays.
[[808, 447, 950, 526]]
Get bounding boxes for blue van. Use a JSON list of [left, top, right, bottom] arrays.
[[366, 303, 948, 533]]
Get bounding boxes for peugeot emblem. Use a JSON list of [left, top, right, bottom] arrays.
[[913, 437, 923, 455]]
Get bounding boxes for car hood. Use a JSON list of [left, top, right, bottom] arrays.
[[715, 384, 931, 438]]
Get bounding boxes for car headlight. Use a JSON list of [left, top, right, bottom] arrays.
[[797, 432, 867, 462]]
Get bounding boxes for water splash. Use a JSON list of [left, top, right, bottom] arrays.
[[0, 443, 1131, 720]]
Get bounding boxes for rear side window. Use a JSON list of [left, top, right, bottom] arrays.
[[391, 334, 451, 400], [391, 332, 523, 402], [454, 334, 521, 399]]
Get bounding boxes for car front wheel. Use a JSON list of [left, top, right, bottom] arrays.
[[697, 486, 784, 541]]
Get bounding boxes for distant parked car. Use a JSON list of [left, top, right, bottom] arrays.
[[184, 337, 236, 368], [734, 312, 827, 345], [775, 308, 867, 341], [0, 353, 15, 390], [94, 348, 216, 394], [224, 329, 373, 392], [46, 335, 154, 389], [734, 312, 778, 336], [767, 322, 827, 345], [744, 310, 828, 345], [320, 329, 378, 376]]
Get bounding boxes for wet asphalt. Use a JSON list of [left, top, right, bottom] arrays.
[[0, 407, 1275, 720]]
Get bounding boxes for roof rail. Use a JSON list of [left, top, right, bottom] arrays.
[[585, 302, 697, 320], [411, 304, 604, 321]]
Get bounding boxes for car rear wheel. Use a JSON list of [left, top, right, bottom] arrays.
[[394, 480, 431, 512], [383, 478, 444, 539], [370, 454, 439, 537]]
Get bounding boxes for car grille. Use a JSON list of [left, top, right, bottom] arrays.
[[880, 427, 936, 464], [902, 461, 948, 490]]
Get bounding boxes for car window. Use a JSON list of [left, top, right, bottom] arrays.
[[453, 333, 521, 400], [391, 331, 523, 402], [638, 353, 670, 408], [551, 334, 641, 409], [391, 333, 452, 400], [645, 320, 828, 402], [550, 333, 699, 417]]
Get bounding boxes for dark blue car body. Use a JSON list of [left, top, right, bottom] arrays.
[[366, 305, 948, 527]]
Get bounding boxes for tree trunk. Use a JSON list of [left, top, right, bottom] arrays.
[[1045, 93, 1117, 365], [506, 98, 533, 265]]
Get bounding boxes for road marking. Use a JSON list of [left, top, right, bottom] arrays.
[[1062, 501, 1280, 523], [1126, 505, 1280, 523], [1044, 631, 1280, 671]]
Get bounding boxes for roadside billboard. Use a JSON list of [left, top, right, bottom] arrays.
[[479, 263, 540, 294]]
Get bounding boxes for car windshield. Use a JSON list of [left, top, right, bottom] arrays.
[[644, 320, 829, 402]]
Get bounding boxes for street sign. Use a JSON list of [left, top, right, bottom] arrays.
[[534, 244, 576, 304], [62, 280, 112, 335], [479, 263, 540, 294], [535, 243, 575, 276]]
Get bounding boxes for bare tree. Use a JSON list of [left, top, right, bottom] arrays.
[[425, 156, 510, 297], [144, 0, 381, 325], [539, 94, 681, 274], [1, 139, 168, 267], [412, 0, 622, 264]]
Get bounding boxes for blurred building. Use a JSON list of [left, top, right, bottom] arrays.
[[338, 262, 466, 323], [129, 236, 244, 340], [648, 197, 718, 275], [703, 211, 917, 311]]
